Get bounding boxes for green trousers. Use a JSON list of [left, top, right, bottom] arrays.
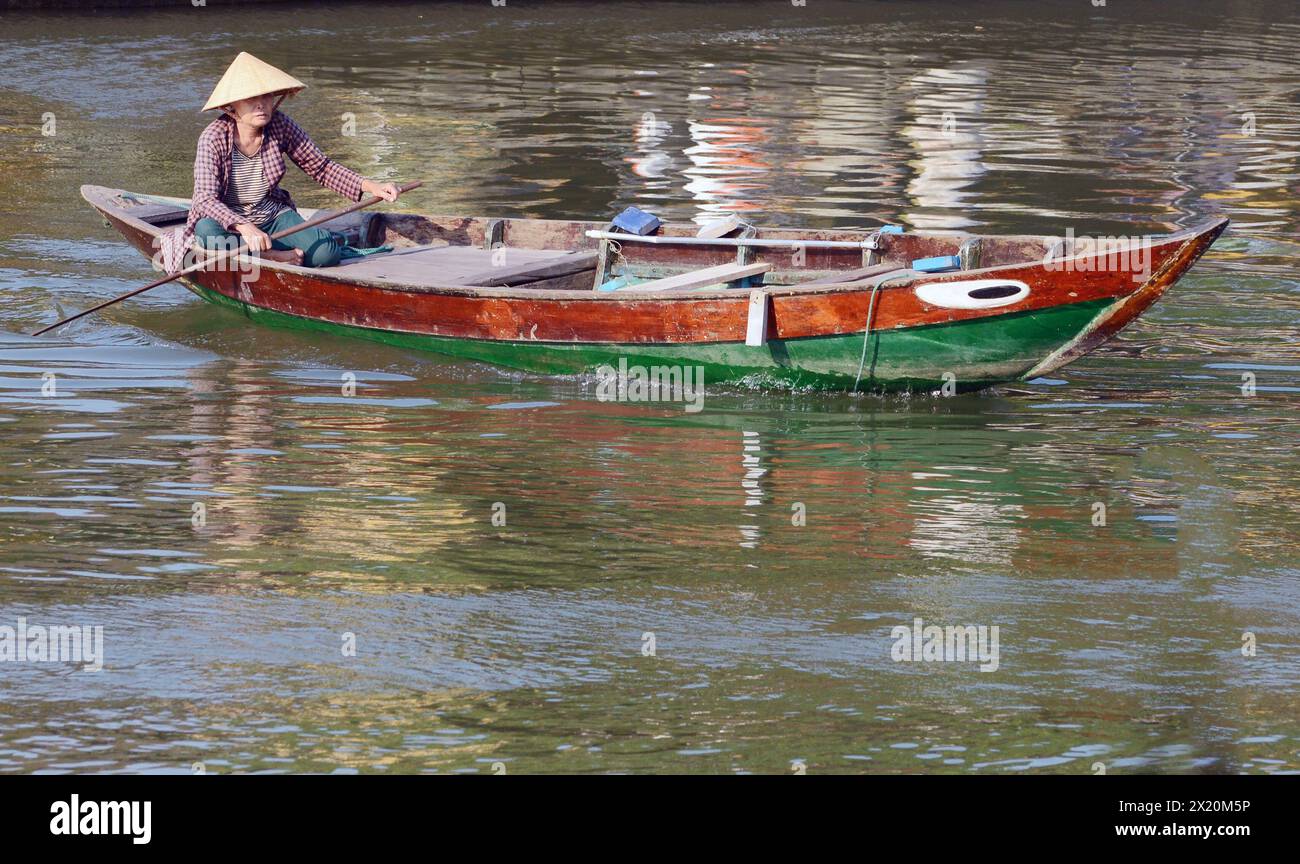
[[194, 208, 342, 268]]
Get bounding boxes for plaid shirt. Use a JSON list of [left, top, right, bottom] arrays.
[[158, 111, 364, 272]]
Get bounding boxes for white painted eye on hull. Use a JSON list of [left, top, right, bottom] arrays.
[[914, 279, 1030, 310]]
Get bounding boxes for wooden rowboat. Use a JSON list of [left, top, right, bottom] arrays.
[[82, 185, 1227, 393]]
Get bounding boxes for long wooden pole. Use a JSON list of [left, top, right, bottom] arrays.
[[32, 180, 423, 337]]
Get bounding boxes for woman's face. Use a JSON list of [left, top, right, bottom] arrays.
[[224, 93, 279, 128]]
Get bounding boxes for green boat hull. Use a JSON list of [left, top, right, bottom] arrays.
[[187, 280, 1114, 392]]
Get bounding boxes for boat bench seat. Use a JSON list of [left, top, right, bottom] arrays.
[[623, 262, 772, 292], [111, 193, 189, 226], [798, 262, 902, 287], [331, 243, 595, 287], [460, 250, 598, 286]]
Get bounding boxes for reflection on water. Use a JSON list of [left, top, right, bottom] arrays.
[[0, 0, 1298, 773], [902, 65, 989, 230]]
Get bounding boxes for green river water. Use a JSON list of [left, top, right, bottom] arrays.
[[0, 0, 1297, 774]]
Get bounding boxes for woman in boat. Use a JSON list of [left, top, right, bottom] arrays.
[[172, 52, 400, 270]]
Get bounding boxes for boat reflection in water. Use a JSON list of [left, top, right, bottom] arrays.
[[901, 65, 989, 232]]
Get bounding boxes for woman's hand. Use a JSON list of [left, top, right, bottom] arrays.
[[235, 222, 273, 253], [362, 179, 401, 203]]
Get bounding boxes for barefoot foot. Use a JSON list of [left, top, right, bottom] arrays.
[[263, 249, 304, 264]]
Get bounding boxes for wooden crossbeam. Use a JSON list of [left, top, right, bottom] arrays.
[[628, 262, 772, 293]]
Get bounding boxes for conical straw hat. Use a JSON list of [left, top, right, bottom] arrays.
[[202, 52, 306, 112]]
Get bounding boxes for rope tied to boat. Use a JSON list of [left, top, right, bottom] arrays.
[[852, 270, 920, 394], [865, 230, 883, 254]]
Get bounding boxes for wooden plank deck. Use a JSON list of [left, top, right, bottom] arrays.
[[331, 244, 579, 285], [460, 250, 599, 287], [627, 262, 772, 292]]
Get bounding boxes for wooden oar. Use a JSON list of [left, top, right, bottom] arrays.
[[32, 180, 423, 337]]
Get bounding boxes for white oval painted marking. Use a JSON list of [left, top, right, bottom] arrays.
[[914, 279, 1030, 310]]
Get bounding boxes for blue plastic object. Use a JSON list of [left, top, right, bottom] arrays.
[[597, 275, 634, 292], [611, 206, 661, 236], [911, 255, 961, 273], [879, 225, 904, 234]]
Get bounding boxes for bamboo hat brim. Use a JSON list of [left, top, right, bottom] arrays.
[[201, 52, 306, 112]]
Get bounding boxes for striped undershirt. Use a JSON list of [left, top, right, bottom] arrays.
[[221, 143, 283, 224]]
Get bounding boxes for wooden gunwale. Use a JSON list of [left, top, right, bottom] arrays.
[[82, 185, 1226, 350]]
